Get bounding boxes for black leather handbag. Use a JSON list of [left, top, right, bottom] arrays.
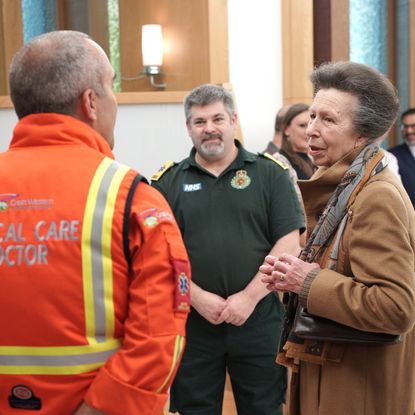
[[292, 306, 401, 345]]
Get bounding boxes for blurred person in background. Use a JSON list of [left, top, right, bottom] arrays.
[[280, 103, 316, 179], [263, 105, 291, 154], [389, 107, 415, 206]]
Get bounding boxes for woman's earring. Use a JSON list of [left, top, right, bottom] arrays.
[[354, 138, 363, 148]]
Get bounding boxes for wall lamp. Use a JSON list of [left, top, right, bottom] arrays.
[[122, 24, 166, 89]]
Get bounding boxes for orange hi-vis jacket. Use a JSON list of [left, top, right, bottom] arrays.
[[0, 114, 190, 415]]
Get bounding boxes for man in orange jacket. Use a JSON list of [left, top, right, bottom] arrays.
[[0, 30, 190, 415]]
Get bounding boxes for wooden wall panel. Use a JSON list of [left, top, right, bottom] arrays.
[[387, 0, 395, 83], [57, 0, 109, 56], [88, 0, 109, 57], [282, 0, 314, 104], [1, 0, 228, 95], [330, 0, 349, 62], [313, 0, 331, 67], [119, 0, 228, 92], [208, 0, 229, 84], [410, 0, 415, 106], [0, 0, 23, 95], [313, 0, 350, 68], [0, 2, 6, 95], [387, 0, 397, 146]]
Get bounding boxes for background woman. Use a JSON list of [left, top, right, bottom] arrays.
[[280, 103, 316, 179], [261, 61, 415, 415]]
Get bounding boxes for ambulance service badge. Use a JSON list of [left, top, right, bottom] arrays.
[[231, 170, 251, 190]]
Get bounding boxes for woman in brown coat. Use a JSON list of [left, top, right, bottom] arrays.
[[261, 61, 415, 415]]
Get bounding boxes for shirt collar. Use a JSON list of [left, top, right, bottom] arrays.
[[183, 139, 256, 172], [406, 142, 415, 158]]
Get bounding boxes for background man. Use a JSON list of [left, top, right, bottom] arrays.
[[152, 84, 304, 415], [0, 30, 190, 415], [389, 107, 415, 206]]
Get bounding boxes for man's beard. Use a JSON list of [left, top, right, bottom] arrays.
[[405, 134, 415, 146], [199, 134, 225, 157]]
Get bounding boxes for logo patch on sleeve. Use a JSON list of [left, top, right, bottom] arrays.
[[172, 259, 190, 312], [9, 385, 42, 410], [139, 208, 174, 228]]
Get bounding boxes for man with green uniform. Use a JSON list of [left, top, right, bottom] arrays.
[[151, 84, 304, 415]]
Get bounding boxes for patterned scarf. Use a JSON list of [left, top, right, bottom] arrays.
[[277, 143, 387, 371]]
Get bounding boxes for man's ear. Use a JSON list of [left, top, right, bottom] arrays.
[[186, 120, 192, 135], [79, 89, 97, 121], [231, 112, 238, 128]]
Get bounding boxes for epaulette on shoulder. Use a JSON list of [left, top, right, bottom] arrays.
[[260, 152, 288, 170], [151, 160, 176, 181]]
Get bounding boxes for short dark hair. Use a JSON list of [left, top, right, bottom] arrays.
[[274, 112, 285, 133], [184, 84, 235, 122], [401, 107, 415, 122], [274, 106, 291, 133], [310, 61, 399, 140]]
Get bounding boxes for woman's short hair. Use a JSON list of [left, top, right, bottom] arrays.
[[9, 30, 107, 119], [310, 61, 399, 140], [184, 84, 235, 122]]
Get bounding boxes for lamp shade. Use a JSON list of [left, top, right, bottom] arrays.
[[142, 24, 163, 67]]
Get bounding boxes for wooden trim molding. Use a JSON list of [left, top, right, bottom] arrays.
[[313, 0, 331, 67], [0, 91, 188, 109], [410, 0, 415, 106], [208, 0, 229, 84], [0, 0, 23, 95], [281, 0, 314, 104], [312, 0, 349, 69], [115, 90, 187, 104], [387, 0, 397, 146], [330, 0, 349, 62], [0, 95, 13, 108]]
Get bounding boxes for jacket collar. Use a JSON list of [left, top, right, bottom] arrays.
[[10, 113, 114, 159], [298, 145, 365, 232]]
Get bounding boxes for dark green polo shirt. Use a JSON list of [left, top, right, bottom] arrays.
[[152, 141, 305, 297]]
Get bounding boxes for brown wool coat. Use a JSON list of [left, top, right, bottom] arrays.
[[295, 149, 415, 415]]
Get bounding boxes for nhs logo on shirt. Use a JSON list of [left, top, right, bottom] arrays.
[[183, 183, 202, 192]]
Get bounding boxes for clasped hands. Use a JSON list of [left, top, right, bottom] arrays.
[[192, 289, 256, 326]]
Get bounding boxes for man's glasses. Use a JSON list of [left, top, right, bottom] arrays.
[[401, 123, 415, 130]]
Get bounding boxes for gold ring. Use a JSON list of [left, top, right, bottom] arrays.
[[279, 274, 285, 282]]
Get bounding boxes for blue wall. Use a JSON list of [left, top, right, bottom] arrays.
[[21, 0, 56, 44], [349, 0, 388, 74]]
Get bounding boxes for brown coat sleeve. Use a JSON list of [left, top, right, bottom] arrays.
[[306, 177, 415, 334]]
